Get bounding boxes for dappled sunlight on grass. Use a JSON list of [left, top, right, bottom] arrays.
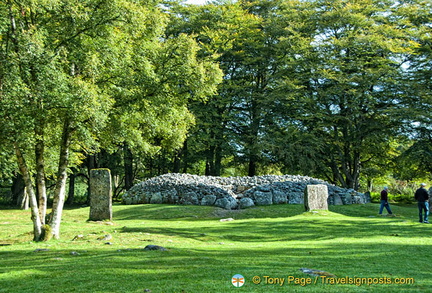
[[1, 203, 432, 292]]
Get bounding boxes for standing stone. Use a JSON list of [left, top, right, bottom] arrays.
[[89, 169, 112, 221], [304, 184, 328, 211]]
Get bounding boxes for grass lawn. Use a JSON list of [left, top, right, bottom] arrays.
[[0, 202, 430, 292]]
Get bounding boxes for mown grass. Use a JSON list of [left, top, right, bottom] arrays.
[[0, 203, 431, 292]]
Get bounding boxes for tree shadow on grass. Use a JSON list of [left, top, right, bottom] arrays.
[[2, 204, 429, 291], [113, 203, 432, 245], [119, 214, 432, 243], [1, 241, 431, 293]]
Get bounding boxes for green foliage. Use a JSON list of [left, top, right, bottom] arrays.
[[247, 0, 429, 189], [395, 138, 432, 181], [370, 191, 416, 204], [1, 0, 432, 212], [0, 188, 11, 205], [164, 0, 432, 185], [370, 178, 425, 204], [101, 12, 223, 159], [0, 0, 223, 237]]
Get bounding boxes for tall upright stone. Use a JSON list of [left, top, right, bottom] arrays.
[[304, 184, 328, 211], [89, 169, 112, 221]]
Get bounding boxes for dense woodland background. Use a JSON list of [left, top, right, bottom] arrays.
[[0, 0, 431, 239]]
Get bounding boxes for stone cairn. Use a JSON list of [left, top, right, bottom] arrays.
[[122, 173, 371, 210]]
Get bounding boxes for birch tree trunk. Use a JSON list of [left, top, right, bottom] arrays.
[[14, 143, 43, 241], [35, 131, 47, 225], [19, 188, 29, 210], [50, 119, 73, 239]]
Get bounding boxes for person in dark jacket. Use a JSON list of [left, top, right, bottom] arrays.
[[379, 187, 393, 216], [414, 183, 429, 223]]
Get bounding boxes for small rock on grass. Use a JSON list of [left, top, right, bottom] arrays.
[[300, 268, 336, 278], [144, 245, 167, 251], [97, 234, 112, 241], [72, 234, 85, 241]]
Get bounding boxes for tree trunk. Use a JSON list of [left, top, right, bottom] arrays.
[[20, 188, 29, 210], [248, 108, 260, 177], [367, 178, 373, 192], [330, 160, 347, 188], [207, 145, 215, 176], [14, 143, 43, 241], [248, 158, 257, 177], [35, 132, 47, 225], [11, 172, 25, 207], [182, 140, 188, 173], [65, 170, 76, 205], [172, 147, 182, 173], [86, 154, 97, 204], [214, 144, 222, 176], [205, 160, 211, 176], [124, 143, 134, 190], [50, 119, 73, 239]]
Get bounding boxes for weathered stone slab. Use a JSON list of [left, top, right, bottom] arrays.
[[304, 184, 328, 211], [89, 169, 112, 221]]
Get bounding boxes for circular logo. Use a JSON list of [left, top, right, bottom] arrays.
[[232, 274, 245, 287], [252, 276, 261, 284]]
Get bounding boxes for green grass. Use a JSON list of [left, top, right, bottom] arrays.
[[0, 203, 431, 292]]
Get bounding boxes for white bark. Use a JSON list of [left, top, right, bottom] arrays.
[[35, 137, 47, 225], [50, 119, 72, 239], [14, 143, 43, 241]]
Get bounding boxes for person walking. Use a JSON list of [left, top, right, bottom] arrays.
[[379, 187, 393, 216], [414, 183, 429, 223]]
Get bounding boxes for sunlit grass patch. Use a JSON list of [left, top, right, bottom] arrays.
[[0, 203, 431, 292]]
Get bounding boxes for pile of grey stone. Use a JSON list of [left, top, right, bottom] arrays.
[[121, 173, 371, 209]]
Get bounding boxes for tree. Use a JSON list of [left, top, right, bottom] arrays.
[[99, 18, 223, 188], [269, 0, 421, 189], [166, 1, 249, 176], [395, 0, 432, 180], [168, 0, 291, 176], [0, 0, 181, 240]]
